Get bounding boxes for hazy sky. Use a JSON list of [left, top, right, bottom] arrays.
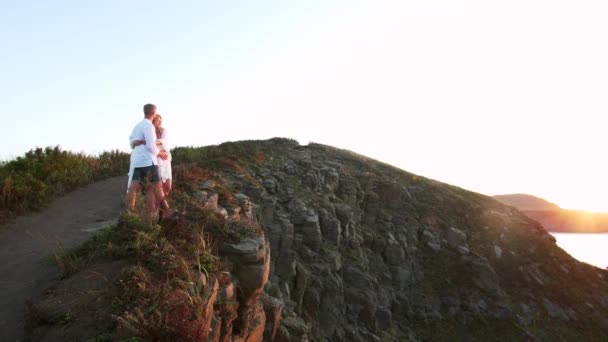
[[2, 1, 607, 211]]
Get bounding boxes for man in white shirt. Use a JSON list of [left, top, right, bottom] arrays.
[[126, 103, 170, 219]]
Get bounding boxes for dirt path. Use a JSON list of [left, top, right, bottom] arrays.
[[0, 176, 126, 342]]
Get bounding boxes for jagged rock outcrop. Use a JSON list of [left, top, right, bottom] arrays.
[[180, 138, 608, 341], [195, 183, 277, 342]]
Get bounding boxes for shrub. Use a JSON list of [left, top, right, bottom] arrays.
[[0, 146, 129, 223], [113, 212, 223, 340]]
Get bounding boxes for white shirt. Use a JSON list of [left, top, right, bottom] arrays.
[[129, 118, 159, 168]]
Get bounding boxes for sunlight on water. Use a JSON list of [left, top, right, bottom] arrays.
[[551, 233, 608, 269]]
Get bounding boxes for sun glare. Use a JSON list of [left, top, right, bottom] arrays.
[[555, 198, 608, 214]]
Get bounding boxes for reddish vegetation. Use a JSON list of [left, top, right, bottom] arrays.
[[173, 165, 216, 184], [255, 152, 267, 164]]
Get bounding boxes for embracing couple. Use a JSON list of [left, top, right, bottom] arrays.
[[126, 103, 172, 220]]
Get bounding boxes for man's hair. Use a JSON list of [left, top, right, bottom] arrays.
[[143, 104, 156, 117]]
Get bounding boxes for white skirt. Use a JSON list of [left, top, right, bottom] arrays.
[[157, 157, 172, 182]]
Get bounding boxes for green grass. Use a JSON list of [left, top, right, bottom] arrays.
[[50, 213, 157, 278], [0, 146, 129, 223], [172, 137, 297, 165]]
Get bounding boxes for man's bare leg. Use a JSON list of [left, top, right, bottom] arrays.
[[142, 181, 159, 221], [126, 181, 142, 212]]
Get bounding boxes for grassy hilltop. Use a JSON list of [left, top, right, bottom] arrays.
[[17, 139, 608, 341]]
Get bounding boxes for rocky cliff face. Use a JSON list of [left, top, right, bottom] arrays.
[[174, 138, 608, 341]]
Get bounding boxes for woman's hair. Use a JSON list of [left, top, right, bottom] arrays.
[[154, 114, 163, 137]]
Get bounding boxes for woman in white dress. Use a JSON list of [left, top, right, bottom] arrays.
[[152, 114, 172, 198]]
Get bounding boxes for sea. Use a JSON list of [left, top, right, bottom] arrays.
[[551, 233, 608, 269]]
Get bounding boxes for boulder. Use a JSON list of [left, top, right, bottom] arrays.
[[446, 227, 468, 250], [318, 208, 341, 246]]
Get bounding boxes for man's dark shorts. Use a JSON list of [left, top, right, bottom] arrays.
[[132, 165, 160, 184]]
